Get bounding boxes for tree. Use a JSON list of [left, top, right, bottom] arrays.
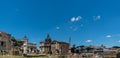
[[11, 36, 24, 55], [112, 46, 120, 49], [86, 47, 91, 52], [11, 37, 24, 47], [71, 44, 76, 53], [79, 45, 85, 53]]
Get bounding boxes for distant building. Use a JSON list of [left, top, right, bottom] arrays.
[[40, 34, 69, 55], [27, 42, 37, 53], [17, 36, 37, 54], [51, 40, 69, 55], [0, 31, 12, 55], [40, 34, 52, 54], [74, 45, 106, 54]]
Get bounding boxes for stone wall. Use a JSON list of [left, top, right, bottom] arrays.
[[48, 51, 117, 58], [67, 54, 83, 58], [67, 53, 117, 58], [50, 55, 66, 58], [50, 54, 93, 58]]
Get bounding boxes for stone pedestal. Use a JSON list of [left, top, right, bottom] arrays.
[[23, 43, 27, 54]]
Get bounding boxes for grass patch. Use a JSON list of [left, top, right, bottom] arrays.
[[0, 55, 48, 58]]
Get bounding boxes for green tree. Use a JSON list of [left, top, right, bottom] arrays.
[[71, 44, 76, 53], [112, 46, 120, 48], [11, 37, 24, 47], [79, 45, 85, 53]]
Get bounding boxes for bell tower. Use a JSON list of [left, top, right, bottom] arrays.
[[23, 35, 28, 54]]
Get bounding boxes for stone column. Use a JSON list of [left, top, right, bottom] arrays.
[[23, 42, 27, 54]]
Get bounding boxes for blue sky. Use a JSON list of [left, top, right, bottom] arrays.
[[0, 0, 120, 48]]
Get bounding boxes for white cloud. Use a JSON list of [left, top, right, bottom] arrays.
[[71, 17, 76, 22], [93, 15, 101, 21], [118, 40, 120, 42], [70, 16, 82, 31], [106, 35, 112, 38], [105, 34, 120, 38], [85, 40, 92, 43], [71, 16, 82, 22], [56, 27, 60, 30], [76, 16, 82, 21]]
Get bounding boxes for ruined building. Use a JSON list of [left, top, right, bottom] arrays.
[[0, 31, 12, 55], [40, 34, 52, 54], [20, 36, 37, 54], [40, 34, 69, 55]]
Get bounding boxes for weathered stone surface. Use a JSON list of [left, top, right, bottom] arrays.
[[67, 54, 79, 58], [50, 55, 59, 58]]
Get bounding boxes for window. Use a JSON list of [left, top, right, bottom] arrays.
[[0, 34, 2, 37], [0, 42, 4, 46]]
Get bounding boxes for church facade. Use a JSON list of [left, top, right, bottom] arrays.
[[40, 34, 52, 54], [40, 34, 69, 55], [19, 36, 37, 54]]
